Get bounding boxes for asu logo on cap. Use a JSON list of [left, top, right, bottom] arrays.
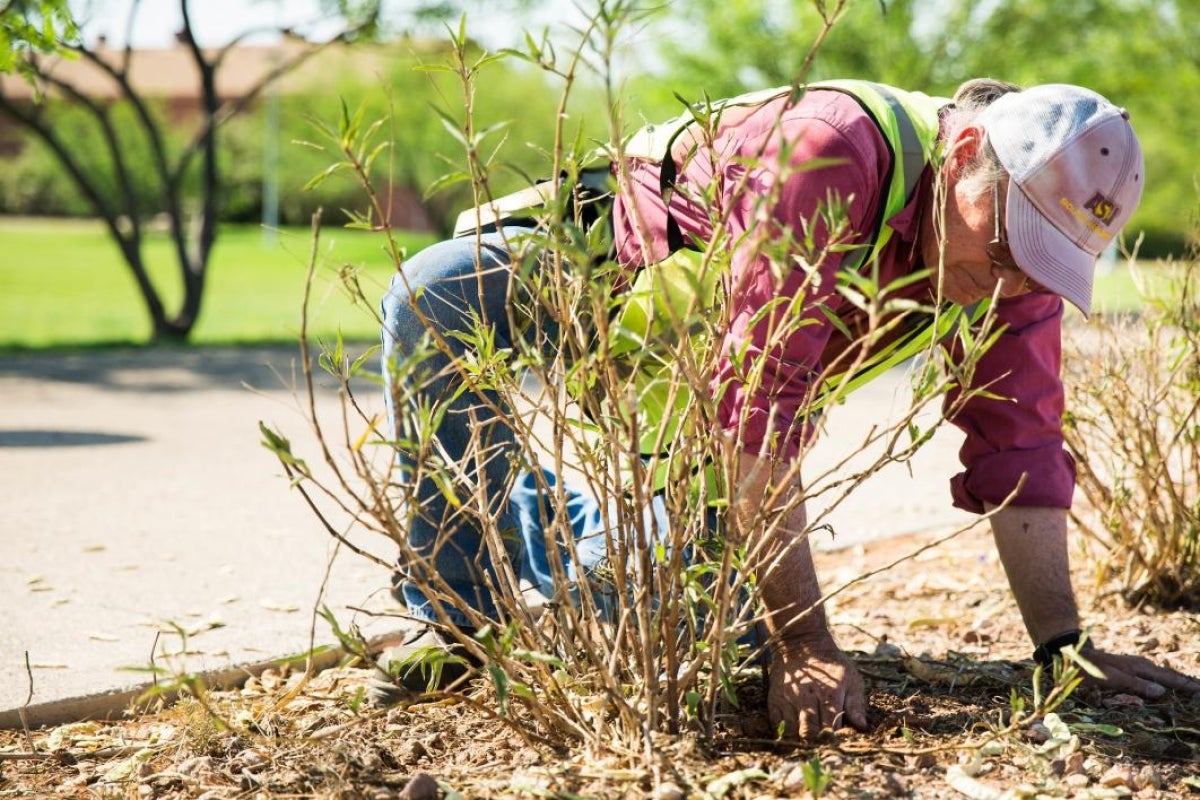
[[1084, 192, 1119, 226]]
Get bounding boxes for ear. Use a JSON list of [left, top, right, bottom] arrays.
[[943, 125, 984, 177]]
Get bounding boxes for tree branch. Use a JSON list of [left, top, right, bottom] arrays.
[[179, 0, 217, 307], [27, 54, 143, 238], [0, 85, 165, 324], [120, 0, 144, 75]]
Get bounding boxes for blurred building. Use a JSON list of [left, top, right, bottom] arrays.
[[0, 36, 437, 231]]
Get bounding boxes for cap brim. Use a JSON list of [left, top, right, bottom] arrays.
[[1005, 182, 1096, 317]]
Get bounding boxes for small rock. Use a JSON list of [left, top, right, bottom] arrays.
[[1025, 723, 1052, 743], [357, 748, 384, 773], [397, 739, 429, 765], [1065, 752, 1086, 775], [1048, 759, 1066, 777], [1133, 765, 1161, 791], [883, 772, 909, 797], [399, 772, 439, 800], [873, 641, 903, 659], [980, 741, 1005, 757], [232, 749, 268, 774], [1104, 693, 1145, 708], [179, 755, 216, 779], [906, 752, 936, 770], [653, 781, 685, 800], [1099, 765, 1135, 789], [1065, 773, 1090, 789], [781, 766, 807, 791]]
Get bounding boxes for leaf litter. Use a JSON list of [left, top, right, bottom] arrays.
[[2, 526, 1196, 798]]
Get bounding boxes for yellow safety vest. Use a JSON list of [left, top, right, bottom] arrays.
[[604, 81, 959, 500], [453, 81, 966, 501]]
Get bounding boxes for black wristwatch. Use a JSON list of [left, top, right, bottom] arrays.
[[1033, 629, 1085, 667]]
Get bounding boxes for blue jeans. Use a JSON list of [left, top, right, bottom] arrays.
[[380, 230, 675, 628]]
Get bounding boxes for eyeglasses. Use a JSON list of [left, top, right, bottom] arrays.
[[986, 181, 1047, 294]]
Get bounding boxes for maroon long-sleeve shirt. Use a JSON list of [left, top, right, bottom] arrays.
[[611, 88, 1075, 513]]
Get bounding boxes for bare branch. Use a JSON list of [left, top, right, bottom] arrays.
[[26, 57, 144, 234], [120, 0, 143, 74]]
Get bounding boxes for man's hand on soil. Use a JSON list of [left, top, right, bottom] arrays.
[[1071, 647, 1200, 699], [767, 639, 868, 741]]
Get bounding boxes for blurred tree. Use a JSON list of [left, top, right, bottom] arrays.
[[214, 40, 591, 232], [0, 0, 76, 81], [641, 0, 1198, 257], [948, 0, 1200, 256], [0, 0, 383, 341], [0, 0, 548, 342]]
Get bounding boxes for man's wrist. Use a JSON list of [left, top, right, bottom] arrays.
[[1032, 629, 1085, 667], [773, 617, 836, 651]]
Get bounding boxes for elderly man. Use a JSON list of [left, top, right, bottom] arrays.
[[376, 77, 1200, 738]]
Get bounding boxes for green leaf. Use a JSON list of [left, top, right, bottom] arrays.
[[511, 650, 567, 669], [706, 768, 768, 799], [424, 170, 471, 199], [1061, 646, 1107, 680], [800, 756, 833, 798], [487, 662, 510, 715], [318, 605, 369, 661], [302, 162, 351, 192], [1070, 721, 1124, 737]]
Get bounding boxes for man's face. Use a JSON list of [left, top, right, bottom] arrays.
[[925, 176, 1042, 306]]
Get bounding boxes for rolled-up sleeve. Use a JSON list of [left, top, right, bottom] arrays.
[[947, 293, 1075, 512]]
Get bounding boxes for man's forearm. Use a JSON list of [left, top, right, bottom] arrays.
[[735, 453, 831, 642], [987, 503, 1081, 645]]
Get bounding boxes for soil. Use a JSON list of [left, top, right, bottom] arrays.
[[3, 525, 1198, 799]]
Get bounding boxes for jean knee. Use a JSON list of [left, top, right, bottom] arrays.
[[382, 248, 453, 346], [383, 237, 516, 349]]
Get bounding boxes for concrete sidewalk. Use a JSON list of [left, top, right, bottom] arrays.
[[0, 346, 974, 727]]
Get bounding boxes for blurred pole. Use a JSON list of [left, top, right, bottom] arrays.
[[261, 49, 281, 246]]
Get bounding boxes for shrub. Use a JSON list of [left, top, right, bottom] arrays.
[[259, 6, 1019, 759], [1063, 253, 1200, 609]]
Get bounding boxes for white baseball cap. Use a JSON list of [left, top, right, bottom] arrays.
[[980, 84, 1144, 315]]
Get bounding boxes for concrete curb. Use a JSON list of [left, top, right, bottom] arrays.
[[0, 630, 403, 731]]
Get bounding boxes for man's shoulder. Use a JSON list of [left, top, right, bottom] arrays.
[[754, 88, 893, 167]]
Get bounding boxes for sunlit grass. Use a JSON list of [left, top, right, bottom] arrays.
[[0, 216, 1177, 350], [1088, 258, 1181, 316], [0, 217, 435, 349]]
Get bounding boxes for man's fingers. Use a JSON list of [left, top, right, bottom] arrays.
[[767, 645, 870, 741], [842, 667, 869, 730], [1106, 671, 1166, 700], [1130, 660, 1200, 694], [796, 701, 819, 742], [844, 688, 869, 730], [1080, 651, 1200, 698]]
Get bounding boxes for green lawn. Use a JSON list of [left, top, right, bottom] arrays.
[[0, 217, 1176, 350], [0, 217, 436, 349]]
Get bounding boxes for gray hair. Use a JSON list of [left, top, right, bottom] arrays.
[[942, 78, 1022, 186]]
